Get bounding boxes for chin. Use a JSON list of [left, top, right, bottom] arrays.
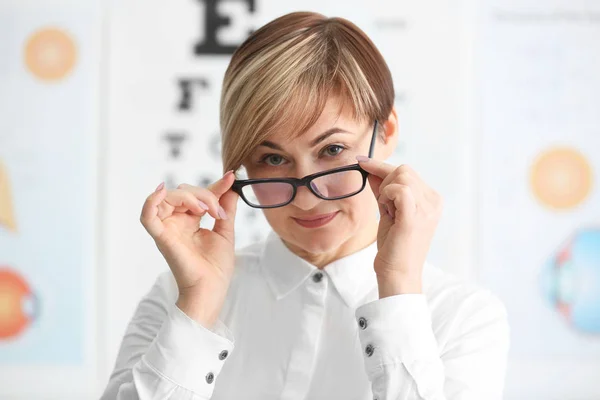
[[289, 226, 347, 254], [266, 211, 356, 254]]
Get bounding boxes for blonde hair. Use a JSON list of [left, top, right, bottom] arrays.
[[220, 11, 394, 173]]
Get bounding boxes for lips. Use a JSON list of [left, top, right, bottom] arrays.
[[292, 211, 339, 228], [294, 212, 337, 221]]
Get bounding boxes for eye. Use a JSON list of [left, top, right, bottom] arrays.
[[322, 144, 345, 157], [261, 154, 286, 166]]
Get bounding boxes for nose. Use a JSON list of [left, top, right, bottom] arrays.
[[291, 184, 322, 210], [288, 162, 324, 210]]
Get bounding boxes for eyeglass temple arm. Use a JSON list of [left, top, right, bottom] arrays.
[[368, 120, 378, 158]]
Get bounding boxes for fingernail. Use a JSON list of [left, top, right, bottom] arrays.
[[155, 182, 165, 192], [198, 200, 209, 210], [223, 170, 234, 178], [218, 206, 228, 220], [356, 155, 370, 162]]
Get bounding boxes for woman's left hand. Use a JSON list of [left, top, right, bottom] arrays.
[[356, 156, 443, 297]]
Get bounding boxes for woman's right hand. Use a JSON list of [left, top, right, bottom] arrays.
[[139, 171, 238, 328]]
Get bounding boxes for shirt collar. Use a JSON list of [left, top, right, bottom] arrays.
[[259, 230, 379, 308]]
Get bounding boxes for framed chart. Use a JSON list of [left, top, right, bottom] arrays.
[[477, 1, 600, 398], [0, 3, 101, 398]]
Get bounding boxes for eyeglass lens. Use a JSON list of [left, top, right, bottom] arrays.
[[241, 168, 364, 207]]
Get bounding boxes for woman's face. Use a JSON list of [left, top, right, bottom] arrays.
[[242, 97, 397, 256]]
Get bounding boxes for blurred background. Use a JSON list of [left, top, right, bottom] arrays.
[[1, 0, 599, 398]]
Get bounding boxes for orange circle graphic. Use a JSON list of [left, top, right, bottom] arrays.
[[530, 147, 593, 209], [0, 268, 36, 339], [24, 27, 77, 81]]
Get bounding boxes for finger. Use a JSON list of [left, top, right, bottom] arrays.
[[423, 186, 444, 216], [207, 170, 235, 197], [212, 188, 239, 243], [381, 165, 425, 205], [140, 182, 168, 239], [178, 171, 235, 219], [366, 173, 384, 199], [366, 163, 420, 204], [401, 164, 424, 181], [380, 183, 417, 222], [163, 189, 217, 219], [377, 198, 394, 220], [356, 156, 396, 179], [172, 186, 224, 220], [379, 165, 407, 194]]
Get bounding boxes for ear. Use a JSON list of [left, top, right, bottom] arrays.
[[378, 106, 399, 159]]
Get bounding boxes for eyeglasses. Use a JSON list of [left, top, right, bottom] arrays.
[[232, 120, 378, 209]]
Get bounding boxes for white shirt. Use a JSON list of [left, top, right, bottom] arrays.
[[100, 230, 510, 400]]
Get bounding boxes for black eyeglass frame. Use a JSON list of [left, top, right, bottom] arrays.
[[232, 120, 379, 209]]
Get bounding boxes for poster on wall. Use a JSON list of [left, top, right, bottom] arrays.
[[478, 1, 600, 398], [0, 4, 99, 399]]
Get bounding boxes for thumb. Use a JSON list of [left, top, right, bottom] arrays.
[[366, 173, 383, 199], [212, 188, 239, 244], [366, 174, 394, 220], [207, 170, 235, 198]]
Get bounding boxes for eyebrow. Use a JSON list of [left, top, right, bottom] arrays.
[[259, 128, 353, 151]]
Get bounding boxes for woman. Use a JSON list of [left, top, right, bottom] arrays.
[[101, 11, 509, 400]]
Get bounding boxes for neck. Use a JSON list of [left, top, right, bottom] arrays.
[[281, 217, 379, 269]]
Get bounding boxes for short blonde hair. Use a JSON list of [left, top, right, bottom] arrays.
[[220, 11, 394, 173]]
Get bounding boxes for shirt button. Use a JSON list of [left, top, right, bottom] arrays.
[[219, 350, 229, 360], [206, 372, 214, 384], [358, 317, 368, 330], [365, 344, 374, 357], [312, 271, 324, 282]]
